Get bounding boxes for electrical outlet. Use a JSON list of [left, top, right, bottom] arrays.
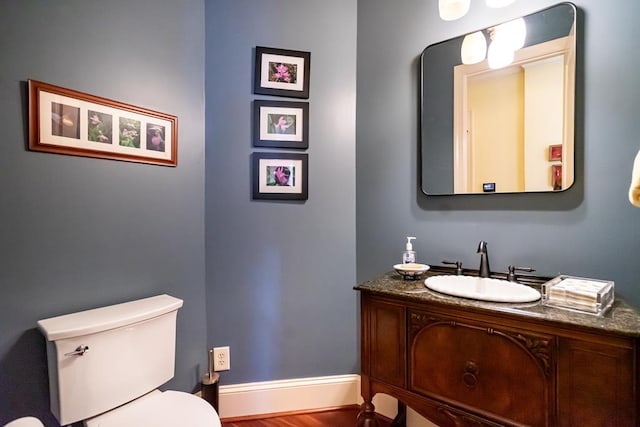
[[213, 346, 230, 371]]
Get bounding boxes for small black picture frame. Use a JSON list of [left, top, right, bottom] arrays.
[[253, 100, 309, 149], [254, 46, 311, 99], [252, 152, 308, 200]]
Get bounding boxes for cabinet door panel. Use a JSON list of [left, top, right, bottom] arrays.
[[409, 310, 554, 426], [364, 297, 406, 388], [558, 338, 636, 427]]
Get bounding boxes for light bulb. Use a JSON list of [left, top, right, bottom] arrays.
[[461, 31, 487, 65], [439, 0, 471, 21], [493, 17, 527, 51], [488, 38, 514, 69]]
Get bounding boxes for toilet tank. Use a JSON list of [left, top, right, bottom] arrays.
[[37, 294, 184, 426]]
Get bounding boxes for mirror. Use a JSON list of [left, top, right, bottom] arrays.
[[421, 3, 577, 195]]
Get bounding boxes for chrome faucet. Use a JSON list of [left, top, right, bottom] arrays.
[[507, 265, 535, 282], [477, 241, 491, 278], [443, 260, 463, 275]]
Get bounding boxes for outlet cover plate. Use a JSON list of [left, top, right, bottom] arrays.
[[213, 346, 230, 371]]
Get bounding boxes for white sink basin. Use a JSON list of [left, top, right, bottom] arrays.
[[425, 275, 541, 303]]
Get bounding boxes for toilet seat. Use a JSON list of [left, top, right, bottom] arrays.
[[84, 390, 221, 427]]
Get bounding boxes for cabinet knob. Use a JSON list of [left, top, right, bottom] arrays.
[[462, 360, 479, 388]]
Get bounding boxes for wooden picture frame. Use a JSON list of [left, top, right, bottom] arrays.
[[548, 144, 562, 161], [28, 80, 178, 166], [253, 100, 309, 149], [254, 46, 310, 99], [252, 152, 308, 200]]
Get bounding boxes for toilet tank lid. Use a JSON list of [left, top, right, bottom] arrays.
[[37, 294, 183, 341]]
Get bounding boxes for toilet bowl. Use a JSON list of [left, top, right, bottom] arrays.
[[3, 417, 44, 427], [37, 294, 220, 426], [84, 390, 220, 427]]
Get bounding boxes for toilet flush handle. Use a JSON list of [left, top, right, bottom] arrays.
[[64, 345, 89, 356]]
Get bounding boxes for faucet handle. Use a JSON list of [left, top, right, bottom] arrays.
[[507, 265, 535, 282], [443, 260, 463, 275]]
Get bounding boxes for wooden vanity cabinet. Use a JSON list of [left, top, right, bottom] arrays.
[[358, 293, 638, 427]]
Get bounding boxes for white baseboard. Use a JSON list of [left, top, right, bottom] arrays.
[[218, 374, 362, 419], [216, 374, 439, 426], [372, 392, 399, 420]]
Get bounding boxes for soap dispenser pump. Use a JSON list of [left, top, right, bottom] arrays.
[[402, 236, 417, 264]]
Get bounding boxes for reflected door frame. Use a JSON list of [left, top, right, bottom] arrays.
[[453, 35, 573, 194]]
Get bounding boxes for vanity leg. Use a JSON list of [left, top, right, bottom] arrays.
[[357, 401, 379, 427], [357, 377, 378, 427], [390, 402, 407, 427]]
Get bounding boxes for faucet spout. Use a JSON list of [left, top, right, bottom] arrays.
[[477, 241, 491, 278]]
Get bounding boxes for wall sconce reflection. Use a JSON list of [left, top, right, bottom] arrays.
[[460, 17, 527, 69], [461, 31, 487, 65]]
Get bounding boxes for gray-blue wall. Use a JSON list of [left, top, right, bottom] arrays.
[[205, 0, 358, 384], [2, 0, 640, 425], [0, 1, 206, 425], [357, 0, 640, 307]]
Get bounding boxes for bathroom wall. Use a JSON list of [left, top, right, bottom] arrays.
[[0, 1, 206, 425], [2, 0, 638, 425], [204, 0, 358, 384], [357, 0, 640, 309]]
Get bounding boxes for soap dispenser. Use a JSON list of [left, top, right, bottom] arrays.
[[402, 236, 417, 264]]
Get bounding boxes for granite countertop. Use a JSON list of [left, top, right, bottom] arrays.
[[354, 269, 640, 338]]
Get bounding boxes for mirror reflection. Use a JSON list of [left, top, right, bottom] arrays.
[[421, 3, 577, 195]]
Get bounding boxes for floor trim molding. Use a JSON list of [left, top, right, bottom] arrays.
[[217, 374, 362, 419], [220, 404, 362, 423]]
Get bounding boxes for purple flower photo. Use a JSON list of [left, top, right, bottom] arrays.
[[268, 62, 298, 84]]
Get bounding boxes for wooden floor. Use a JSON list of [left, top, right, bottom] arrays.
[[221, 406, 392, 427]]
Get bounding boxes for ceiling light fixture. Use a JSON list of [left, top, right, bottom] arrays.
[[439, 0, 471, 21]]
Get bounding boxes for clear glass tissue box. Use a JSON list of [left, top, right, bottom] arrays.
[[542, 275, 614, 316]]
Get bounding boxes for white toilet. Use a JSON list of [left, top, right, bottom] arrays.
[[3, 417, 44, 427], [37, 294, 221, 427]]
